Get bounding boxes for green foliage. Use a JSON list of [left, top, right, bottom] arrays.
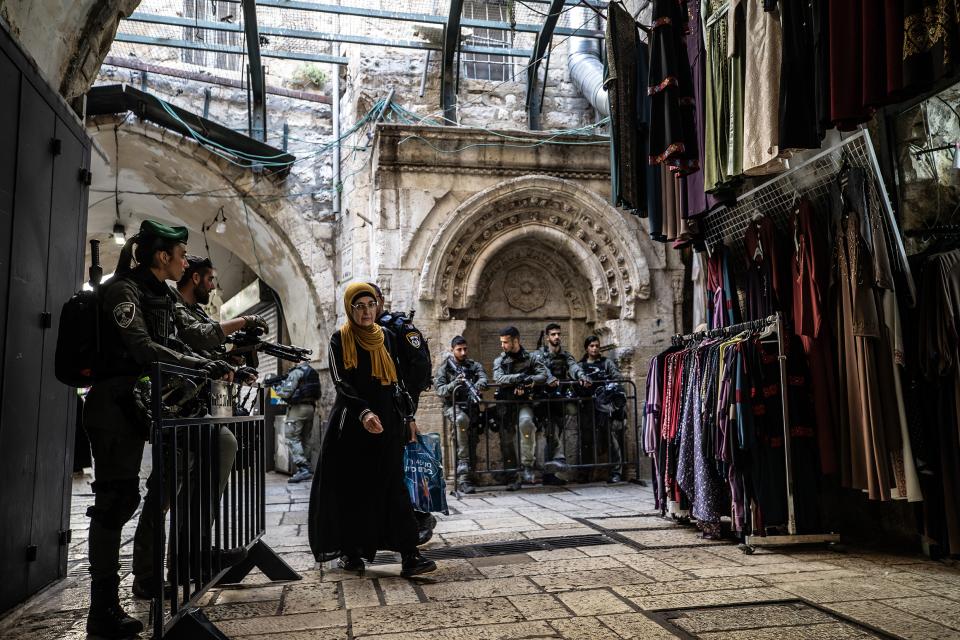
[[292, 63, 328, 88]]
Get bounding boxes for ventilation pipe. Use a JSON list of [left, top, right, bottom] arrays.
[[567, 5, 609, 117]]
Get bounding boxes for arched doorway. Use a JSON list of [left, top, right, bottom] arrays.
[[464, 238, 598, 368]]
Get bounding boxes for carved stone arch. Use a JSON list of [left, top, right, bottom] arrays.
[[419, 175, 652, 321], [86, 116, 336, 350]]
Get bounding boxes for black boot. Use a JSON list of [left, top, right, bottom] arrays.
[[338, 554, 365, 574], [88, 578, 144, 638], [414, 510, 437, 546], [400, 550, 436, 578]]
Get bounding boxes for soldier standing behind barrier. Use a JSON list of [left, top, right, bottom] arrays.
[[535, 323, 592, 486], [580, 335, 626, 483], [83, 221, 229, 638], [369, 283, 432, 411], [435, 335, 488, 494], [130, 255, 262, 599], [276, 361, 321, 482], [493, 326, 550, 490]]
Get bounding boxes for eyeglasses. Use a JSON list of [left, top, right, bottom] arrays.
[[351, 301, 378, 312]]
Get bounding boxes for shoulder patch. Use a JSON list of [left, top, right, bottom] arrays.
[[113, 302, 136, 329], [406, 331, 422, 349]]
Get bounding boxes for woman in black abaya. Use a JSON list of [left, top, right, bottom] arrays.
[[308, 282, 436, 577]]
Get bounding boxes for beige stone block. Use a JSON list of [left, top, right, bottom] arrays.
[[618, 529, 726, 548], [669, 602, 831, 634], [640, 548, 739, 571], [341, 578, 381, 608], [527, 549, 588, 562], [477, 555, 624, 579], [421, 558, 485, 581], [556, 590, 634, 616], [698, 622, 877, 639], [378, 577, 421, 605], [523, 527, 599, 539], [627, 587, 793, 611], [596, 612, 680, 639], [578, 544, 637, 557], [586, 517, 676, 530], [776, 576, 927, 603], [758, 569, 865, 584], [433, 519, 480, 534], [614, 576, 765, 598], [204, 600, 282, 622], [215, 585, 285, 605], [356, 620, 560, 640], [507, 593, 574, 620], [612, 554, 690, 582], [281, 582, 342, 613], [532, 567, 653, 593], [881, 595, 960, 629], [350, 597, 524, 636], [421, 577, 539, 601], [690, 561, 840, 579], [548, 616, 621, 639], [216, 609, 347, 636], [822, 600, 960, 640], [238, 631, 349, 640]]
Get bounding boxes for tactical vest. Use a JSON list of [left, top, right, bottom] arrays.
[[581, 358, 609, 381], [539, 348, 574, 380], [378, 310, 432, 392]]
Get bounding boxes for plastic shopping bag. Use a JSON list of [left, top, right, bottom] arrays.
[[403, 432, 449, 515]]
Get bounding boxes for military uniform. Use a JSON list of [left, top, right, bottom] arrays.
[[377, 310, 431, 411], [434, 354, 488, 486], [492, 348, 550, 483], [535, 346, 588, 474], [580, 356, 625, 480], [83, 221, 207, 636], [276, 362, 321, 477], [131, 284, 239, 587]]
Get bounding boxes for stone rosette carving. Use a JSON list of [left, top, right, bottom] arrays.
[[504, 266, 548, 312]]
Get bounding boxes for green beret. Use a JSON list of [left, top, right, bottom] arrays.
[[138, 219, 188, 243]]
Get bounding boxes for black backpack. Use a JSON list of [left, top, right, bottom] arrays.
[[55, 289, 100, 387], [381, 311, 432, 393], [289, 363, 321, 403]]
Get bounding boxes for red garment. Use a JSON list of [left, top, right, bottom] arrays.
[[829, 0, 872, 129]]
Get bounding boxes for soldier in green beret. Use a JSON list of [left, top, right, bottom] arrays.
[[83, 220, 230, 638]]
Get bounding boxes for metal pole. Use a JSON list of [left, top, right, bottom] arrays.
[[774, 313, 798, 536], [151, 363, 164, 640]]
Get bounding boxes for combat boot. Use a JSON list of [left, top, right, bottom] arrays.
[[400, 550, 437, 577], [521, 465, 536, 485], [88, 577, 144, 638], [288, 464, 313, 483]]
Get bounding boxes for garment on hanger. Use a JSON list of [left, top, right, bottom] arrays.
[[648, 0, 699, 175], [703, 0, 744, 193], [902, 0, 960, 92], [778, 0, 824, 152], [683, 0, 718, 218], [606, 1, 646, 212], [736, 0, 787, 175]]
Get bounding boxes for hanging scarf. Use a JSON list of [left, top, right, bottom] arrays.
[[339, 282, 397, 386]]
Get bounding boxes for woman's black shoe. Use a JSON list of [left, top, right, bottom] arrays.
[[338, 555, 365, 574], [400, 551, 437, 578]]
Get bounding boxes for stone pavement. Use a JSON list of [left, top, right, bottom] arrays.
[[2, 471, 960, 639]]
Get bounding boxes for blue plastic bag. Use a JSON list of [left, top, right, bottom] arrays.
[[403, 433, 449, 515]]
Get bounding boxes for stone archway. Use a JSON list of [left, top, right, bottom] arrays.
[[86, 115, 337, 354], [418, 174, 659, 353]]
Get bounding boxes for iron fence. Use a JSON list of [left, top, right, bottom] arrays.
[[148, 363, 300, 639], [446, 379, 641, 491]]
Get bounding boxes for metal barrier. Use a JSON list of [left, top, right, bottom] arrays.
[[447, 379, 642, 490], [149, 363, 300, 639]]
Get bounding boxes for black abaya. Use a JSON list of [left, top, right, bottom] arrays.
[[308, 330, 418, 562]]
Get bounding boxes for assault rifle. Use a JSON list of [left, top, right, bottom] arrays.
[[448, 356, 482, 406], [225, 326, 312, 368]]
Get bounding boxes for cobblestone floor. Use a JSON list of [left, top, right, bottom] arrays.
[[2, 471, 960, 639]]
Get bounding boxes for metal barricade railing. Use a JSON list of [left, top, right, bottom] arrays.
[[447, 379, 641, 490], [149, 363, 300, 639]]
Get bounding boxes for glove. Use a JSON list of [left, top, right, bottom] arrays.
[[476, 381, 488, 391], [237, 366, 259, 384], [515, 374, 531, 385], [243, 315, 269, 332], [198, 359, 232, 380]]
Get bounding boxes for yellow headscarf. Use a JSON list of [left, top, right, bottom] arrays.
[[339, 282, 398, 386]]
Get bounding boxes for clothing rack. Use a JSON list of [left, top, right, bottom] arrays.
[[702, 130, 915, 304], [904, 224, 960, 238], [673, 312, 840, 551]]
